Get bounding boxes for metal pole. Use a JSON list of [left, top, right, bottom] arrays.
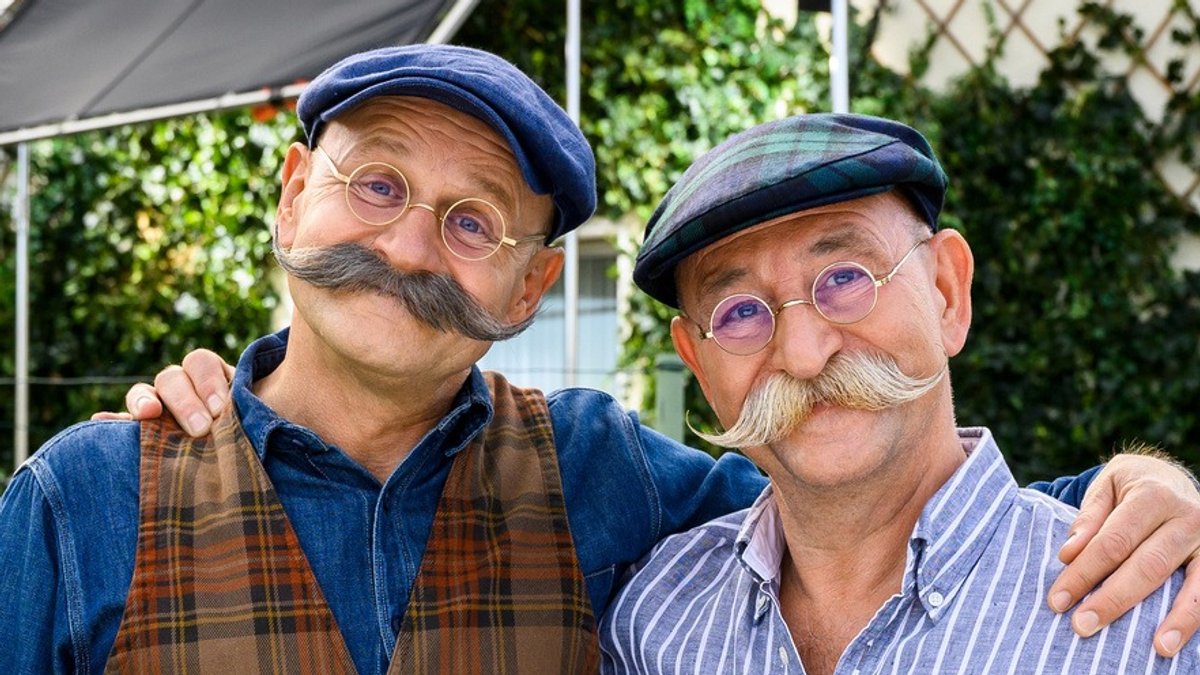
[[14, 142, 30, 470], [831, 0, 849, 113], [563, 0, 581, 387], [425, 0, 483, 44]]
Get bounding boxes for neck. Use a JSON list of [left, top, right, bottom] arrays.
[[772, 413, 966, 675], [253, 325, 472, 483]]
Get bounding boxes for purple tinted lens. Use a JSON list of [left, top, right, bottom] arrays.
[[711, 294, 774, 354], [813, 263, 876, 323]]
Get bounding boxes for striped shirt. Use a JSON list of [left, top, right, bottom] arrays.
[[600, 428, 1198, 674]]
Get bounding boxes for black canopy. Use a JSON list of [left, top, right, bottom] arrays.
[[0, 0, 462, 144]]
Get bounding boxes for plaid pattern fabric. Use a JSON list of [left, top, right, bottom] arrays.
[[633, 113, 949, 307], [106, 411, 355, 675], [392, 371, 599, 674]]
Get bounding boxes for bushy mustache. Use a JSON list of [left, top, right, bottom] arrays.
[[272, 240, 533, 342], [694, 351, 947, 449]]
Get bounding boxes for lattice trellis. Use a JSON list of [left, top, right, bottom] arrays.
[[868, 0, 1200, 211]]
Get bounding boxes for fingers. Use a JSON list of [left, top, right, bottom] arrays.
[[123, 382, 164, 419], [180, 349, 234, 417], [1064, 524, 1185, 637], [1058, 473, 1118, 565], [154, 352, 232, 438], [1048, 452, 1200, 642], [1156, 557, 1200, 657]]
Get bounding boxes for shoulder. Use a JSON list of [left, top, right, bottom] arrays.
[[600, 509, 752, 657], [1008, 485, 1080, 538], [611, 508, 749, 610], [547, 387, 641, 437], [18, 420, 142, 520], [24, 419, 141, 480]]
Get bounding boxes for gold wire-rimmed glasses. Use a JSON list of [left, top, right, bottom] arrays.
[[314, 146, 545, 261], [692, 238, 929, 355]]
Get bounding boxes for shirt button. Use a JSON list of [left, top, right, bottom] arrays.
[[778, 646, 789, 665], [928, 591, 945, 607]]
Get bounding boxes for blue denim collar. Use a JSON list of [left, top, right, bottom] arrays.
[[230, 328, 493, 461]]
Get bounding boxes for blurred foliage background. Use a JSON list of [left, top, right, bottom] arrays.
[[1, 0, 1197, 482]]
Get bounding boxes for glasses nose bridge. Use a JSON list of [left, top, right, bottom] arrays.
[[774, 296, 814, 323], [405, 200, 443, 222]]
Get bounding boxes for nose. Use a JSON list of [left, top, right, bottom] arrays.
[[368, 201, 444, 271], [767, 302, 843, 381]]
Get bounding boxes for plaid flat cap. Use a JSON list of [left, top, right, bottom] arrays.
[[297, 45, 596, 242], [634, 113, 948, 307]]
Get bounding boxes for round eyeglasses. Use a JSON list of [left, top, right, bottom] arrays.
[[315, 146, 546, 261], [694, 239, 929, 355]]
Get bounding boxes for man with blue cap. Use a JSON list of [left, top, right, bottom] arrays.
[[600, 113, 1200, 672], [0, 44, 770, 673], [6, 45, 1197, 674]]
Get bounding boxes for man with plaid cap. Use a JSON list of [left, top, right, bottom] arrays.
[[599, 113, 1200, 673], [6, 45, 1197, 674]]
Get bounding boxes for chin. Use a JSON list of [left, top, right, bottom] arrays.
[[765, 409, 896, 489]]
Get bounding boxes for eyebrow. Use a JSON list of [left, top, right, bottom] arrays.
[[690, 222, 890, 307], [806, 226, 884, 261]]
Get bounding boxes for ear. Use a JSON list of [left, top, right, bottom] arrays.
[[274, 142, 311, 249], [671, 314, 715, 403], [505, 246, 565, 323], [929, 229, 974, 357]]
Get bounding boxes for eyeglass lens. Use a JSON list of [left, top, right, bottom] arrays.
[[344, 163, 508, 260], [708, 262, 878, 355]]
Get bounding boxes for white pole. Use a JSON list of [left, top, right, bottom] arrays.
[[563, 0, 581, 387], [831, 0, 849, 113], [425, 0, 483, 44], [14, 142, 29, 470]]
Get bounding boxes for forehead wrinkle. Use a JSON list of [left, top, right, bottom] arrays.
[[342, 136, 413, 165], [807, 224, 889, 264]]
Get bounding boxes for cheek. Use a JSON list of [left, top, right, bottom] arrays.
[[697, 352, 762, 424]]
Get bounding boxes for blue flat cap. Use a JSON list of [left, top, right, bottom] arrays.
[[297, 44, 596, 241], [634, 113, 948, 307]]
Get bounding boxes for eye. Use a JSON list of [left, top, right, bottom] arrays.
[[820, 265, 870, 288], [714, 296, 767, 329], [448, 212, 486, 236], [349, 166, 407, 207]]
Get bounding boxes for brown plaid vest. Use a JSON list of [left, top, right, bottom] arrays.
[[106, 372, 599, 674]]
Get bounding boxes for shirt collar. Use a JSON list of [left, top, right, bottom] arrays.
[[732, 428, 1017, 622], [230, 328, 494, 461], [909, 427, 1016, 620], [734, 484, 785, 582]]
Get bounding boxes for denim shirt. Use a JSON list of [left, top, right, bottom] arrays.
[[0, 329, 1098, 675]]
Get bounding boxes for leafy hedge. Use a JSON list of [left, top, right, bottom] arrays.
[[0, 0, 1196, 483], [466, 0, 1200, 480], [0, 112, 291, 467]]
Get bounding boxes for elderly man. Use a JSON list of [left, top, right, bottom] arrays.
[[19, 47, 1197, 674], [0, 45, 772, 673], [600, 113, 1200, 673]]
